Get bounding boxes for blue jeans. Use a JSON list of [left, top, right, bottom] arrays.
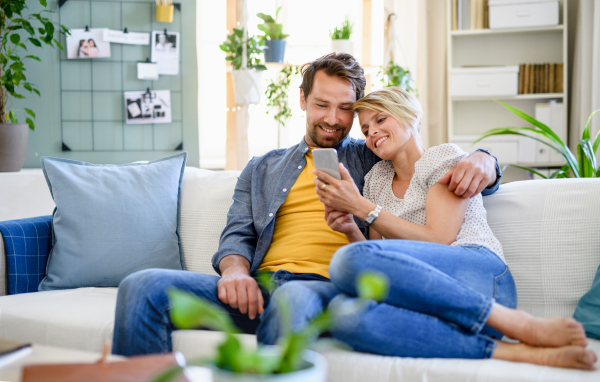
[[328, 240, 517, 359], [111, 268, 339, 356]]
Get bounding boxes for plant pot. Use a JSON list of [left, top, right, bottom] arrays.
[[264, 40, 287, 63], [211, 350, 327, 382], [331, 39, 352, 55], [232, 69, 263, 105], [0, 123, 29, 172]]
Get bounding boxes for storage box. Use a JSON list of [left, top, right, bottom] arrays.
[[452, 135, 519, 164], [489, 0, 559, 29], [450, 66, 519, 97]]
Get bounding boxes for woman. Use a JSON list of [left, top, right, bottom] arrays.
[[313, 87, 596, 370], [87, 39, 99, 58]]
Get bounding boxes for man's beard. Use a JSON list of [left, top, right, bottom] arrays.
[[307, 122, 348, 148]]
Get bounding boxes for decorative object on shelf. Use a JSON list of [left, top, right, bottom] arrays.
[[156, 0, 174, 23], [476, 101, 600, 178], [450, 66, 519, 97], [488, 0, 559, 29], [257, 7, 289, 63], [380, 14, 416, 94], [154, 272, 389, 381], [329, 17, 353, 55], [0, 0, 69, 172], [265, 66, 300, 148]]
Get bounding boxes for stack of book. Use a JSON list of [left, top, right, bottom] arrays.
[[518, 63, 563, 94], [452, 0, 489, 30]]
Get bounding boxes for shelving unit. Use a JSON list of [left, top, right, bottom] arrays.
[[446, 0, 568, 169]]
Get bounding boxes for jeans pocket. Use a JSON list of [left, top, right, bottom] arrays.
[[494, 267, 517, 309]]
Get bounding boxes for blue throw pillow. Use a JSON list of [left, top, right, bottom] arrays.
[[573, 263, 600, 339], [38, 153, 187, 291]]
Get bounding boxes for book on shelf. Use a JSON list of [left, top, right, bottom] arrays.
[[518, 63, 563, 94], [453, 0, 489, 30]]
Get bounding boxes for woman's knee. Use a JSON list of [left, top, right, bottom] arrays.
[[329, 242, 374, 294]]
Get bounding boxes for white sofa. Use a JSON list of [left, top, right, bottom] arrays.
[[1, 167, 599, 382]]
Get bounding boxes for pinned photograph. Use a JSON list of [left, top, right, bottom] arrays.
[[151, 31, 180, 75], [125, 89, 172, 124], [66, 28, 111, 59], [137, 62, 159, 80]]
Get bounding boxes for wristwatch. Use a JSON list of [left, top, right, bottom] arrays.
[[363, 205, 383, 226]]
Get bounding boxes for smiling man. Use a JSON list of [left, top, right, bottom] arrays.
[[112, 53, 502, 355]]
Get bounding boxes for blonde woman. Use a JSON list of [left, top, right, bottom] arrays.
[[313, 87, 596, 369]]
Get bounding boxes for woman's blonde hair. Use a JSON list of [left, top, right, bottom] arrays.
[[352, 87, 423, 138]]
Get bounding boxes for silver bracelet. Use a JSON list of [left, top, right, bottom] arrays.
[[363, 205, 382, 226]]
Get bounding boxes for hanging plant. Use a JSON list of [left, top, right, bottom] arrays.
[[219, 27, 266, 71], [378, 62, 416, 94], [264, 66, 298, 127]]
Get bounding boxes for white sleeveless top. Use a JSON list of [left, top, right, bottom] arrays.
[[363, 143, 504, 262]]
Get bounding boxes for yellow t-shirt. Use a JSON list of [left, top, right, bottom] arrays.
[[259, 149, 349, 278]]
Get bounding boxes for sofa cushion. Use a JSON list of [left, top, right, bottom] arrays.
[[39, 154, 187, 290], [484, 179, 600, 318], [0, 287, 117, 353], [179, 168, 240, 275]]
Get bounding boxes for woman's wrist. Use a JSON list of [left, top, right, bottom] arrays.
[[353, 198, 377, 221], [345, 225, 366, 242]]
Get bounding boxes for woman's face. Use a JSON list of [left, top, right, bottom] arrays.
[[359, 108, 411, 160], [88, 39, 96, 47]]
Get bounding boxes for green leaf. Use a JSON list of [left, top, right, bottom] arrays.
[[25, 55, 41, 61], [33, 88, 41, 96], [38, 27, 46, 35], [40, 0, 48, 6], [509, 165, 548, 179], [356, 271, 389, 302], [496, 100, 564, 146], [17, 43, 27, 50], [578, 139, 596, 177], [54, 39, 64, 50], [219, 44, 229, 53], [28, 38, 42, 47], [167, 289, 239, 334], [583, 109, 600, 153], [256, 13, 275, 23], [150, 365, 184, 382], [23, 83, 32, 92], [10, 34, 20, 44], [45, 22, 55, 37], [26, 118, 35, 131], [8, 111, 18, 123], [22, 21, 35, 36], [24, 108, 35, 118]]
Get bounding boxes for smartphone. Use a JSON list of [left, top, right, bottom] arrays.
[[313, 148, 341, 182]]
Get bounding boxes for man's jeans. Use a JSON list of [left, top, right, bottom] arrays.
[[328, 240, 517, 359], [112, 269, 338, 356]]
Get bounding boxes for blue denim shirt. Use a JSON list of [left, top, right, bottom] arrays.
[[212, 136, 501, 274]]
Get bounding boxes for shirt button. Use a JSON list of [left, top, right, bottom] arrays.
[[283, 188, 287, 192], [298, 166, 302, 169], [269, 213, 273, 217]]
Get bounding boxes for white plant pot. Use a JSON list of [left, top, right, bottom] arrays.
[[210, 350, 327, 382], [331, 39, 352, 55], [232, 68, 263, 105]]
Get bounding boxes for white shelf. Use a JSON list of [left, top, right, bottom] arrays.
[[451, 93, 564, 102], [451, 25, 563, 37]]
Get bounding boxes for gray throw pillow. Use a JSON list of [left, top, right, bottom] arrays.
[[38, 153, 187, 291]]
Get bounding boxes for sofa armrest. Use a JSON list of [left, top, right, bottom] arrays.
[[0, 216, 52, 295]]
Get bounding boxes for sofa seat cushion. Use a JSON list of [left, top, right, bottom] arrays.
[[0, 287, 117, 353], [171, 330, 600, 382]]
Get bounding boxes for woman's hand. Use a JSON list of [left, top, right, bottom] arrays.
[[313, 163, 369, 216]]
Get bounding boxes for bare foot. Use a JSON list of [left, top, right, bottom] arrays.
[[487, 305, 588, 347], [494, 342, 598, 370]]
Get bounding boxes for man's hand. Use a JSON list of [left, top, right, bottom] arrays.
[[217, 255, 264, 320], [438, 151, 497, 199]]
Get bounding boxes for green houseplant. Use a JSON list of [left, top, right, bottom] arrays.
[[0, 0, 69, 172], [264, 65, 299, 148], [378, 62, 416, 94], [153, 272, 389, 381], [220, 27, 266, 105], [329, 17, 353, 55], [257, 7, 289, 63], [476, 101, 600, 178]]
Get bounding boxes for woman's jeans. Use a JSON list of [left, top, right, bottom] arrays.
[[328, 240, 517, 359]]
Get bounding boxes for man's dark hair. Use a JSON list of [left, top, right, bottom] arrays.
[[299, 53, 366, 102]]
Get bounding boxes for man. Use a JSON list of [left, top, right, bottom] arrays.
[[112, 53, 500, 355]]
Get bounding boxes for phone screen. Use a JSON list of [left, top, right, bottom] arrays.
[[313, 148, 341, 181]]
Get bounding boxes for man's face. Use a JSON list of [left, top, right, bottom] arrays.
[[300, 70, 357, 148]]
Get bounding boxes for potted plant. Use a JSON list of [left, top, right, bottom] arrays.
[[0, 0, 69, 172], [257, 7, 289, 63], [329, 17, 353, 55], [220, 27, 267, 105], [264, 66, 299, 148], [476, 102, 600, 178], [153, 272, 389, 382], [378, 62, 416, 95]]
